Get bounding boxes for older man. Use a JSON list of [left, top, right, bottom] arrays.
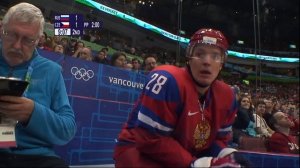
[[0, 3, 76, 167]]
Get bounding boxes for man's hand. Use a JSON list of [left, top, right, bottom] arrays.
[[0, 96, 34, 123]]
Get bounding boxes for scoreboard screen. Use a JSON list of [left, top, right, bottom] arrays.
[[54, 14, 102, 36]]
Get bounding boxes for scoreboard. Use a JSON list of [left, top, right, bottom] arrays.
[[54, 14, 102, 36]]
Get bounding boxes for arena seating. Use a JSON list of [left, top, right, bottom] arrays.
[[238, 136, 267, 152]]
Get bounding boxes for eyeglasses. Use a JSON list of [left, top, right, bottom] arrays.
[[189, 52, 223, 63], [2, 29, 38, 47]]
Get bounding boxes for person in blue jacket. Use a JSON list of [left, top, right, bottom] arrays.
[[0, 2, 76, 167]]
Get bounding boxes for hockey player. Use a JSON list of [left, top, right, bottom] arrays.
[[114, 28, 250, 167]]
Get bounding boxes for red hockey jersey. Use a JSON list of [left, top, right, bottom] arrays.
[[115, 65, 237, 167]]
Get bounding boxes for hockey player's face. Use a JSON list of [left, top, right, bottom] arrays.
[[188, 45, 223, 87]]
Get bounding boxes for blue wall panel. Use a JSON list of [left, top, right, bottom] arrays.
[[40, 50, 299, 167]]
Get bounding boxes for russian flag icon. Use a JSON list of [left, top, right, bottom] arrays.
[[60, 15, 69, 21]]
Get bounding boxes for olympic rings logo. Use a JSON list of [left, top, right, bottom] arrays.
[[71, 67, 94, 81]]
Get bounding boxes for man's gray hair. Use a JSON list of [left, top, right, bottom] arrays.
[[2, 2, 45, 36]]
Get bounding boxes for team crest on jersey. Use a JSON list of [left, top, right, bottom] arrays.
[[194, 120, 211, 149]]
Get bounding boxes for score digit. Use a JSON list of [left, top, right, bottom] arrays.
[[55, 28, 71, 36]]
